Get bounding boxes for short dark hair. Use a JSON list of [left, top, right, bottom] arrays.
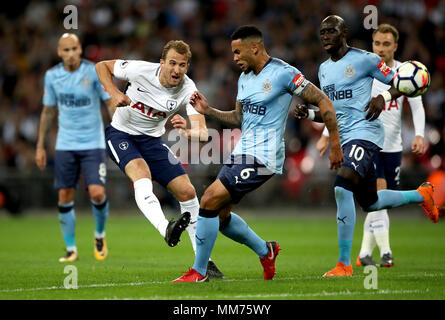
[[231, 25, 263, 41], [373, 24, 399, 43], [161, 40, 192, 63]]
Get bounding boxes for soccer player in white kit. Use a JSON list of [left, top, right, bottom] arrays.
[[316, 24, 426, 267], [95, 40, 224, 277]]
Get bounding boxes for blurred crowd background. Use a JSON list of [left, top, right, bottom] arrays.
[[0, 0, 444, 212]]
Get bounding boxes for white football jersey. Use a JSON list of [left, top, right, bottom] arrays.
[[111, 59, 199, 137], [372, 60, 425, 152]]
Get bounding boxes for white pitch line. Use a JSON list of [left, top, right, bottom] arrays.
[[102, 289, 428, 300], [1, 273, 444, 294]]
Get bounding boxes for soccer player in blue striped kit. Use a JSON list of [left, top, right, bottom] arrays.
[[295, 16, 439, 277], [173, 25, 344, 282], [36, 34, 113, 262]]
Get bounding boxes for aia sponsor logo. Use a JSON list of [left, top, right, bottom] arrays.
[[131, 102, 167, 119]]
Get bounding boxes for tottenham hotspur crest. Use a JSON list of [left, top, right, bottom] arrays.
[[166, 100, 177, 111], [262, 79, 272, 94]]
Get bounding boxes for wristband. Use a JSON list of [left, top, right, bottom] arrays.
[[380, 90, 392, 102], [307, 109, 315, 121]]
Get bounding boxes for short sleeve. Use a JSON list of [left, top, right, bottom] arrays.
[[113, 60, 145, 81], [366, 52, 395, 84], [43, 71, 57, 106], [186, 103, 199, 115], [184, 80, 199, 115], [281, 65, 310, 96]]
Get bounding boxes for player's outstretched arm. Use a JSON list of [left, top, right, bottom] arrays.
[[190, 91, 242, 128], [95, 60, 131, 108], [35, 105, 56, 170]]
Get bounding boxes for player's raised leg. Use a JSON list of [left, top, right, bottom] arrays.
[[167, 174, 201, 251], [125, 159, 172, 238], [364, 182, 439, 223]]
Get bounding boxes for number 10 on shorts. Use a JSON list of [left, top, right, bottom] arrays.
[[349, 144, 364, 161]]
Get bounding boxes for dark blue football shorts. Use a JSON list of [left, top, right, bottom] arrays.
[[374, 151, 402, 190], [105, 125, 186, 188], [341, 139, 381, 181], [217, 154, 274, 204], [54, 149, 107, 190]]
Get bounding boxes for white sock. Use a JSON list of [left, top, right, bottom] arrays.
[[134, 178, 168, 237], [359, 212, 376, 258], [67, 246, 77, 253], [370, 209, 392, 256], [179, 197, 200, 255], [94, 231, 106, 239]]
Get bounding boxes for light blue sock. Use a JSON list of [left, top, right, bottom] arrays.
[[220, 212, 268, 258], [193, 215, 219, 276], [58, 202, 76, 248], [335, 186, 356, 266], [366, 190, 424, 211], [92, 197, 109, 236]]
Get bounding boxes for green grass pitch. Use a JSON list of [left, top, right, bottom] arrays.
[[0, 208, 444, 300]]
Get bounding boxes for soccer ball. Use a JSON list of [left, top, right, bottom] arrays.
[[394, 60, 431, 97]]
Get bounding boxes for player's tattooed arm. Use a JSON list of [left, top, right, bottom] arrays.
[[207, 102, 242, 128], [296, 82, 335, 124], [295, 83, 343, 169], [190, 91, 242, 128], [35, 105, 56, 170]]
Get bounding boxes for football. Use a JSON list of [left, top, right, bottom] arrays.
[[394, 60, 431, 97]]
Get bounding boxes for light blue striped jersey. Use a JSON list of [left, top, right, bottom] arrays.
[[318, 48, 395, 148], [232, 58, 309, 174], [43, 59, 110, 150]]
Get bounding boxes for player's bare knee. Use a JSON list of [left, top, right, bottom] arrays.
[[58, 189, 74, 204], [200, 190, 221, 211], [90, 192, 105, 203], [88, 185, 105, 203], [175, 184, 196, 202], [199, 192, 212, 209], [125, 158, 151, 181]]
